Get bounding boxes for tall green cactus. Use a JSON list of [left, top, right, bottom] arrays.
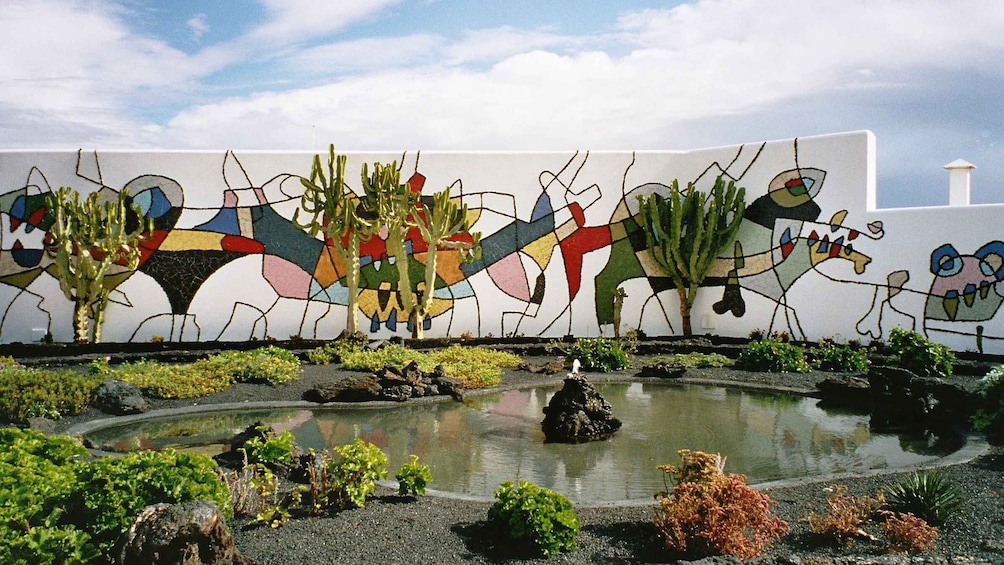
[[636, 176, 745, 336], [294, 145, 377, 336], [363, 161, 421, 335], [410, 186, 481, 339], [44, 187, 151, 343]]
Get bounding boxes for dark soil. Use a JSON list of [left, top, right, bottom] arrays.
[[42, 351, 1004, 564]]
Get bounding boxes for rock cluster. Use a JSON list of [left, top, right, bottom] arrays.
[[816, 366, 977, 435], [303, 361, 464, 403], [541, 375, 622, 443], [94, 379, 149, 415], [116, 500, 256, 565]]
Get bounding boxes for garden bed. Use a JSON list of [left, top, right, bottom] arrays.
[[40, 351, 1004, 564]]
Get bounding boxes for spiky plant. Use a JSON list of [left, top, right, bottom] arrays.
[[409, 186, 481, 339], [44, 187, 150, 343], [636, 176, 745, 336], [884, 471, 963, 526], [294, 145, 378, 335]]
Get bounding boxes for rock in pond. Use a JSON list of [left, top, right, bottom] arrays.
[[541, 375, 622, 443]]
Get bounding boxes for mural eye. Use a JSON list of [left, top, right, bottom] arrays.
[[974, 241, 1004, 281], [930, 243, 962, 277]]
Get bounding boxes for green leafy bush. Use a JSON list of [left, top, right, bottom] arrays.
[[488, 480, 580, 557], [0, 366, 101, 423], [112, 359, 232, 399], [0, 428, 98, 565], [396, 454, 432, 496], [561, 337, 631, 372], [65, 449, 232, 557], [322, 439, 388, 509], [735, 339, 811, 373], [809, 339, 870, 372], [243, 426, 297, 466], [644, 352, 733, 368], [884, 471, 962, 526], [972, 365, 1004, 442], [208, 345, 302, 385], [654, 450, 788, 559], [885, 327, 953, 378]]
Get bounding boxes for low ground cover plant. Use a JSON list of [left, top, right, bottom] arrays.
[[653, 450, 788, 559], [557, 337, 632, 372], [735, 338, 811, 373], [320, 438, 389, 509], [242, 425, 297, 466], [644, 352, 733, 368], [488, 480, 580, 557], [339, 343, 520, 388], [885, 327, 954, 378], [0, 361, 101, 423], [882, 511, 938, 554], [804, 484, 885, 545], [110, 346, 301, 399]]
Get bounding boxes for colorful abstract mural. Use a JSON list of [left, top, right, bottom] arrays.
[[1, 131, 1003, 353]]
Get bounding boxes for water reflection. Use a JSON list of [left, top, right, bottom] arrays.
[[84, 383, 953, 503]]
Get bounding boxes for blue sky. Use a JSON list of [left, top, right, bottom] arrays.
[[1, 0, 1002, 208]]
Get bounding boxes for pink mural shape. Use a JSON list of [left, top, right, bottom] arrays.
[[263, 255, 312, 299], [487, 253, 531, 301]]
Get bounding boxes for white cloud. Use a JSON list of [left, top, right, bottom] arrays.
[[248, 0, 402, 45], [187, 13, 209, 40], [288, 34, 442, 74]]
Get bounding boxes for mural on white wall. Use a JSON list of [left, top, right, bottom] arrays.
[[1, 131, 1002, 353]]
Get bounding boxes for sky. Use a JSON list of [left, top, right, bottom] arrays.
[[1, 0, 1002, 209]]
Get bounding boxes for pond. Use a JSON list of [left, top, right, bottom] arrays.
[[81, 383, 958, 503]]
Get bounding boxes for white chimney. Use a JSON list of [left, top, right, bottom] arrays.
[[944, 159, 975, 206]]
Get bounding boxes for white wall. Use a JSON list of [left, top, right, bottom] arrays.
[[1, 131, 1001, 353]]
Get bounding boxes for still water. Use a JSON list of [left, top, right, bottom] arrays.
[[83, 383, 954, 503]]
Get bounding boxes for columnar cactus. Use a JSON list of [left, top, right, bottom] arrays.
[[410, 186, 481, 339], [362, 161, 422, 335], [636, 177, 745, 336], [45, 187, 151, 343], [294, 145, 377, 335]]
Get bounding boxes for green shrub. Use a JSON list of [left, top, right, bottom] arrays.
[[972, 365, 1004, 441], [396, 454, 432, 496], [885, 327, 953, 378], [208, 345, 301, 385], [735, 339, 811, 373], [809, 339, 870, 372], [112, 359, 232, 399], [243, 426, 297, 466], [0, 366, 101, 423], [644, 352, 733, 368], [884, 471, 962, 526], [654, 450, 788, 559], [427, 344, 521, 388], [488, 480, 580, 557], [561, 337, 631, 372], [0, 428, 98, 565], [65, 449, 232, 558], [322, 439, 388, 509]]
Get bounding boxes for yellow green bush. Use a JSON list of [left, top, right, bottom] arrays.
[[0, 365, 101, 423]]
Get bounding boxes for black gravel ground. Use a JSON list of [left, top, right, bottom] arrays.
[[54, 357, 1004, 564]]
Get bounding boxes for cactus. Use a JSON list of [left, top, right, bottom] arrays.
[[44, 187, 151, 343], [636, 177, 745, 336], [410, 186, 481, 339], [294, 145, 378, 335]]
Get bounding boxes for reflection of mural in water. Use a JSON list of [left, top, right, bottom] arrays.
[[2, 132, 1003, 352], [80, 384, 951, 502]]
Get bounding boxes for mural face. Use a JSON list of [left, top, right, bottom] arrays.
[[1, 133, 1003, 353]]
